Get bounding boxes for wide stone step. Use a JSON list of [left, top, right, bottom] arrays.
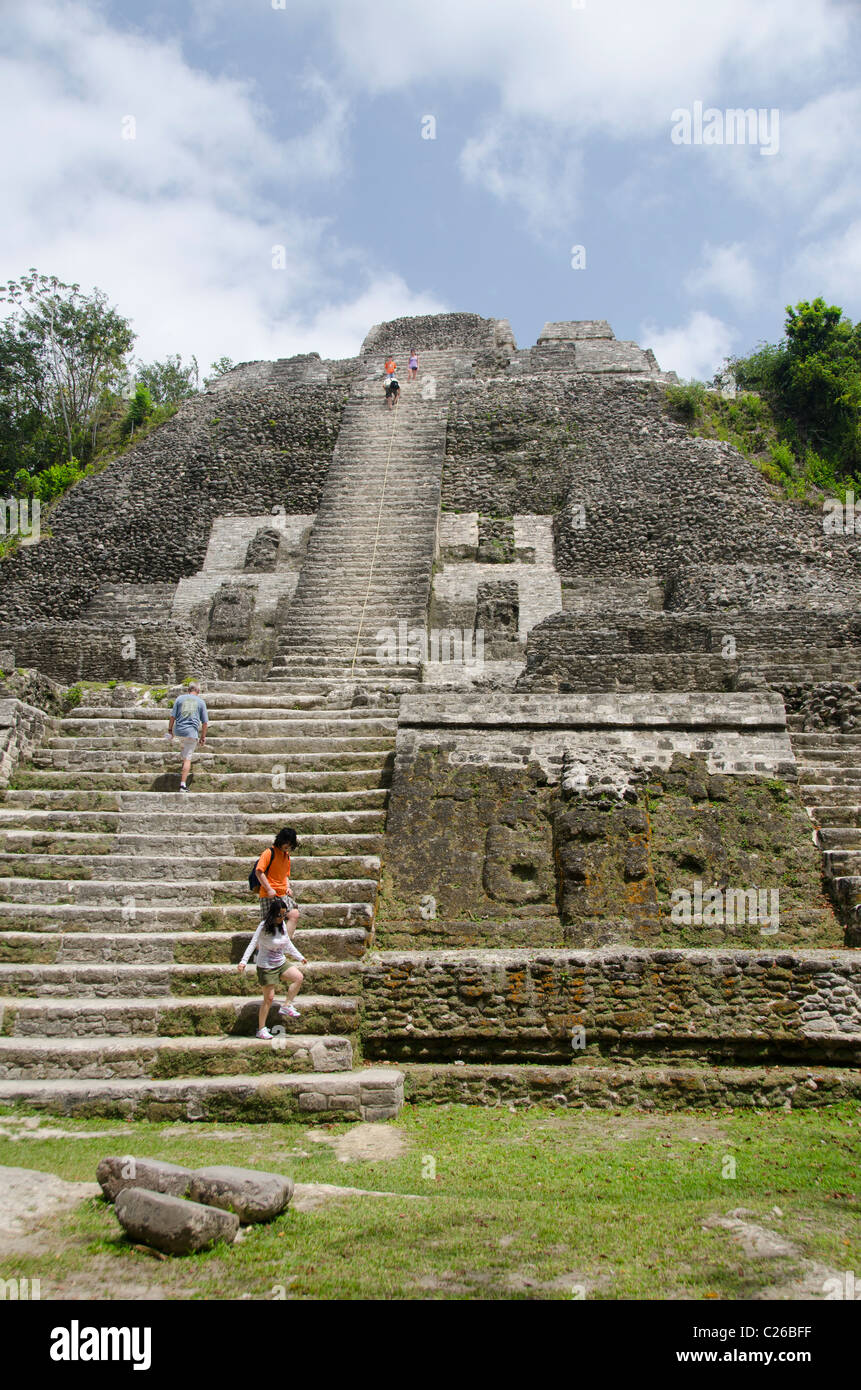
[[818, 827, 861, 849], [0, 1032, 354, 1080], [790, 733, 861, 748], [0, 959, 359, 998], [0, 992, 358, 1037], [799, 771, 861, 788], [0, 853, 381, 883], [13, 769, 391, 791], [0, 830, 384, 857], [0, 902, 372, 931], [0, 1066, 404, 1123], [0, 795, 386, 811], [794, 749, 861, 765], [806, 796, 861, 816], [0, 927, 367, 964], [62, 713, 397, 733], [31, 748, 392, 770], [822, 849, 861, 876], [46, 735, 395, 754], [0, 874, 378, 904]]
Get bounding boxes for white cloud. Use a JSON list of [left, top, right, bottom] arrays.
[[782, 221, 861, 308], [641, 311, 737, 381], [684, 242, 760, 309], [0, 1, 440, 368], [459, 119, 584, 236]]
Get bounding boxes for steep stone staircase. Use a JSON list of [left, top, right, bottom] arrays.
[[273, 350, 459, 683], [789, 727, 861, 942], [0, 681, 403, 1121]]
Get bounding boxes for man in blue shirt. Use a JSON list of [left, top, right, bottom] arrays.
[[166, 682, 209, 792]]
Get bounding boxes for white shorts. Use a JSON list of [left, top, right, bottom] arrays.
[[178, 735, 199, 759]]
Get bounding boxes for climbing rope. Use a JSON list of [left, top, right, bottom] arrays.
[[349, 386, 401, 677]]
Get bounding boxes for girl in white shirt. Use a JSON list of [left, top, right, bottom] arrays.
[[238, 897, 307, 1040]]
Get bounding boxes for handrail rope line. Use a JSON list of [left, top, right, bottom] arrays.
[[349, 387, 401, 677]]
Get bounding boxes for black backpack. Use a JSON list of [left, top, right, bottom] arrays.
[[249, 846, 274, 893]]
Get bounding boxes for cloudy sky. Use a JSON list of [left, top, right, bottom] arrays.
[[3, 0, 860, 379]]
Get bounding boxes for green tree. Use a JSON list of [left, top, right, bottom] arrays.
[[121, 384, 154, 437], [0, 270, 135, 487], [730, 298, 861, 482], [203, 356, 235, 388], [133, 352, 199, 405]]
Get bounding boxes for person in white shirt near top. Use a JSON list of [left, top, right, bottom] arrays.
[[238, 896, 307, 1040]]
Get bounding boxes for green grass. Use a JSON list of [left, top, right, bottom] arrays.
[[0, 1102, 858, 1300]]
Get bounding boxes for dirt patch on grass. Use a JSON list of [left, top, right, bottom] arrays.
[[292, 1182, 424, 1213], [0, 1118, 132, 1142], [0, 1165, 101, 1252], [306, 1123, 409, 1164], [535, 1113, 733, 1147], [703, 1208, 850, 1300]]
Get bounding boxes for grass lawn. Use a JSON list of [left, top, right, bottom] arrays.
[[0, 1101, 858, 1300]]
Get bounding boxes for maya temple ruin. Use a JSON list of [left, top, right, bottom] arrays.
[[0, 311, 859, 1123]]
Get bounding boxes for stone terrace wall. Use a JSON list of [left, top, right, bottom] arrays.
[[361, 313, 504, 354], [361, 948, 861, 1063], [0, 621, 216, 685], [0, 382, 347, 623], [441, 374, 861, 603]]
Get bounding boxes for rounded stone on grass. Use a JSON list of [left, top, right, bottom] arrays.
[[188, 1166, 294, 1224], [114, 1188, 239, 1255], [97, 1155, 192, 1203]]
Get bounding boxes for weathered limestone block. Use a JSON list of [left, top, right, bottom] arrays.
[[207, 582, 255, 641], [244, 527, 282, 572], [114, 1187, 238, 1254], [188, 1165, 294, 1223], [97, 1155, 192, 1203]]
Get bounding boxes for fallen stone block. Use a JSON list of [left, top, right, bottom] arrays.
[[187, 1166, 294, 1224], [97, 1155, 192, 1203], [114, 1187, 238, 1255]]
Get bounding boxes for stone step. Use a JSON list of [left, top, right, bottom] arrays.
[[0, 959, 360, 998], [0, 854, 381, 883], [62, 713, 398, 732], [791, 733, 861, 748], [45, 735, 396, 754], [0, 875, 377, 904], [806, 795, 861, 815], [0, 787, 389, 812], [794, 749, 861, 765], [0, 1066, 404, 1123], [31, 749, 393, 771], [13, 769, 391, 791], [0, 1032, 354, 1080], [818, 827, 861, 848], [0, 902, 372, 931], [822, 849, 861, 876], [0, 927, 367, 963], [799, 772, 861, 788], [0, 992, 358, 1037], [0, 831, 384, 857]]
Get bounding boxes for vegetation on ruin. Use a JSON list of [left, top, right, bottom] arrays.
[[0, 269, 235, 504], [0, 1103, 857, 1300], [666, 298, 861, 503]]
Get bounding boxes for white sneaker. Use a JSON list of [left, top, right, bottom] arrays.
[[256, 1026, 274, 1039], [279, 1004, 300, 1019]]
